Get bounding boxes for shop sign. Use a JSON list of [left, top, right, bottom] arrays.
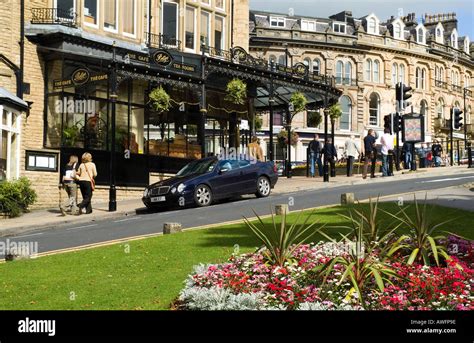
[[292, 63, 309, 78], [53, 68, 108, 89], [124, 52, 150, 64], [151, 50, 173, 67]]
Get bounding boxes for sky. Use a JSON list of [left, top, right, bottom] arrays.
[[249, 0, 474, 38]]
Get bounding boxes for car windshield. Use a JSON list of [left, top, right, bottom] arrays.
[[176, 159, 217, 177]]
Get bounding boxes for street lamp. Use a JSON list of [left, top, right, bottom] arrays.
[[463, 83, 474, 168], [109, 41, 118, 212]]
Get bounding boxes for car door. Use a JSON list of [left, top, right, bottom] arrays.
[[208, 160, 241, 198], [238, 159, 258, 193]]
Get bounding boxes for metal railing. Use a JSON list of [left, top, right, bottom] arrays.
[[335, 77, 357, 86], [145, 33, 181, 50], [435, 80, 448, 89], [31, 8, 77, 27], [452, 84, 463, 93]]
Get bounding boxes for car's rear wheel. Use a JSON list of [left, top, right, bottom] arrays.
[[194, 184, 213, 207], [256, 176, 271, 198]]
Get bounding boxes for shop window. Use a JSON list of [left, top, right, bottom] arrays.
[[0, 106, 21, 180], [215, 16, 224, 51], [83, 0, 98, 27], [200, 11, 211, 49], [123, 0, 136, 37], [104, 0, 118, 32], [185, 6, 196, 50]]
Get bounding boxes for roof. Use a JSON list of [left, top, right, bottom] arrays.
[[0, 87, 28, 111]]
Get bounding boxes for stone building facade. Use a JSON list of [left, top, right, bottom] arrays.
[[0, 0, 250, 208], [249, 10, 474, 162]]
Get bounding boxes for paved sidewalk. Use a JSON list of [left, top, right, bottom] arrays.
[[1, 165, 473, 236]]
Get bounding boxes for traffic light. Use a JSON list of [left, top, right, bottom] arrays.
[[383, 114, 392, 134], [393, 113, 403, 133], [453, 108, 463, 130], [395, 83, 413, 111]]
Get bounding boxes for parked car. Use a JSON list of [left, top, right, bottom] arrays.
[[142, 156, 278, 208]]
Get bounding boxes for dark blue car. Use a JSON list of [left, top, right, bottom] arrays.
[[142, 157, 278, 208]]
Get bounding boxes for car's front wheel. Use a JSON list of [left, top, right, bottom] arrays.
[[255, 176, 271, 198], [194, 184, 213, 207]]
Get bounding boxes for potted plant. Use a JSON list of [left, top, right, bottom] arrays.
[[289, 91, 307, 113], [149, 86, 171, 113], [62, 125, 81, 147], [225, 78, 247, 105], [277, 129, 299, 147], [307, 111, 322, 127]]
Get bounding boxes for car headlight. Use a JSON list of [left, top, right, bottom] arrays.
[[177, 183, 186, 193], [143, 188, 149, 197], [171, 187, 177, 194]]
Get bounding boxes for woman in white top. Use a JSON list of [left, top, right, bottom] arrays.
[[76, 152, 98, 215]]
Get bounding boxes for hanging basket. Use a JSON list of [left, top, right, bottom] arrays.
[[277, 129, 299, 147], [289, 91, 307, 113], [149, 86, 171, 113], [225, 78, 247, 105]]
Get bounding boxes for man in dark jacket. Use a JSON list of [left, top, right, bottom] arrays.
[[323, 137, 337, 176], [308, 134, 323, 177], [362, 129, 377, 179]]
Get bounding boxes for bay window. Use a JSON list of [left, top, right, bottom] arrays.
[[83, 0, 98, 27], [123, 0, 136, 36], [104, 0, 118, 32], [185, 6, 196, 50]]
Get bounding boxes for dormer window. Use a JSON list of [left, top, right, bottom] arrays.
[[465, 37, 470, 54], [435, 23, 444, 44], [301, 20, 316, 31], [416, 24, 426, 44], [451, 29, 458, 49], [368, 18, 377, 34], [394, 23, 402, 39], [333, 22, 346, 34], [270, 17, 285, 28]]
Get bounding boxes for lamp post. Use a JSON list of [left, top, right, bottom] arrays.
[[109, 41, 118, 212], [463, 84, 473, 168], [323, 106, 330, 182]]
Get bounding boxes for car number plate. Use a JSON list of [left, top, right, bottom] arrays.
[[151, 196, 166, 202]]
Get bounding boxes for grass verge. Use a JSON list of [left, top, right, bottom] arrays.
[[0, 203, 473, 310]]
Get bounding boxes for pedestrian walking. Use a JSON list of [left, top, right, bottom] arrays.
[[76, 152, 97, 215], [344, 135, 360, 177], [431, 140, 443, 167], [59, 155, 79, 215], [323, 137, 337, 176], [308, 134, 323, 177], [362, 129, 377, 179], [402, 141, 413, 170], [380, 128, 394, 177], [247, 136, 264, 162]]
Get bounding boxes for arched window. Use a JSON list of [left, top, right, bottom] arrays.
[[440, 67, 444, 82], [420, 100, 428, 130], [435, 66, 439, 81], [277, 55, 285, 65], [368, 18, 377, 34], [369, 93, 380, 126], [365, 59, 372, 81], [344, 62, 352, 85], [303, 58, 312, 72], [339, 96, 352, 130], [399, 64, 405, 83], [451, 32, 458, 48], [392, 63, 398, 84], [313, 58, 320, 75], [417, 28, 424, 44], [416, 67, 420, 88], [465, 75, 471, 88], [373, 60, 380, 83], [437, 98, 445, 118], [336, 60, 344, 84], [421, 68, 426, 90], [394, 23, 401, 39]]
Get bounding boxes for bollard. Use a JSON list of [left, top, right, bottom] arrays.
[[274, 204, 289, 215], [163, 222, 182, 234], [341, 193, 355, 205]]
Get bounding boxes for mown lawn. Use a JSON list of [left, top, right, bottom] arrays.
[[0, 202, 473, 310]]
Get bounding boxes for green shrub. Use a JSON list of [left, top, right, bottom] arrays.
[[0, 177, 37, 217]]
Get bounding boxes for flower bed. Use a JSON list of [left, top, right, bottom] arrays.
[[177, 242, 474, 311]]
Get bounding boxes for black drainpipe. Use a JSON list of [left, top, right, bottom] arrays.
[[19, 0, 25, 98]]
